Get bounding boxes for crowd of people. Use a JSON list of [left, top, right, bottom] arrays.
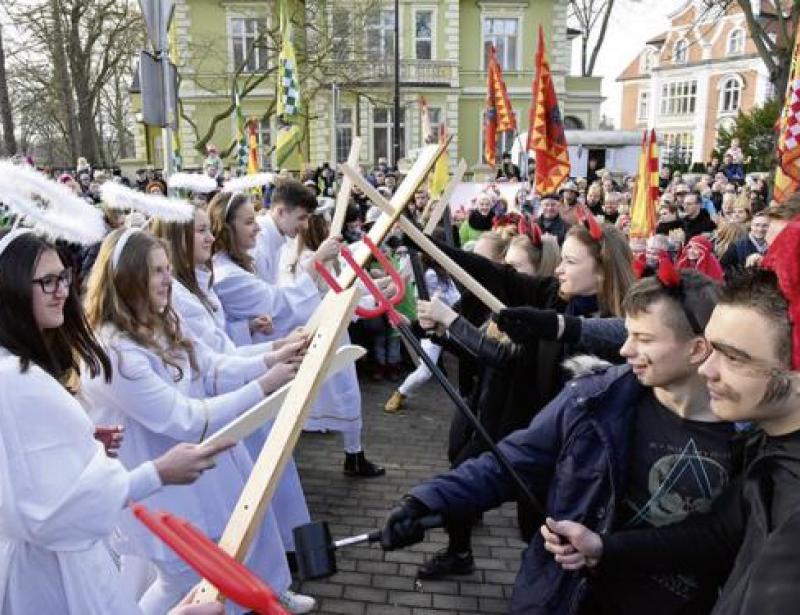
[[0, 138, 799, 615]]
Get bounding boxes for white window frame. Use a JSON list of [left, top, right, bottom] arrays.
[[371, 106, 407, 164], [719, 75, 744, 114], [228, 16, 268, 73], [661, 132, 694, 166], [482, 15, 522, 71], [659, 80, 697, 116], [637, 90, 650, 121], [413, 7, 436, 61], [422, 106, 443, 144], [726, 28, 745, 56], [640, 50, 654, 74], [673, 37, 688, 64], [254, 118, 273, 170], [335, 107, 355, 164], [366, 9, 396, 61], [478, 109, 519, 165]]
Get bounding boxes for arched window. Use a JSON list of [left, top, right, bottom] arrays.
[[720, 76, 742, 114], [564, 116, 584, 130], [673, 38, 688, 64], [727, 28, 745, 56]]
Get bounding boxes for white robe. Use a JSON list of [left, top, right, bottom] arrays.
[[0, 348, 161, 615], [170, 271, 311, 550], [252, 217, 363, 433], [81, 326, 291, 594]]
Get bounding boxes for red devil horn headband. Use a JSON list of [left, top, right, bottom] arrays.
[[575, 205, 604, 241], [762, 221, 800, 370]]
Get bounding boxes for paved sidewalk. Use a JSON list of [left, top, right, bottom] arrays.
[[293, 363, 526, 615]]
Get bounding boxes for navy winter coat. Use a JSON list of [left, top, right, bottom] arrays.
[[411, 364, 646, 615]]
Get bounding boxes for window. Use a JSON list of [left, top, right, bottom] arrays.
[[255, 120, 272, 170], [727, 28, 745, 56], [720, 77, 742, 113], [638, 91, 650, 121], [373, 107, 405, 164], [659, 80, 697, 116], [480, 110, 519, 164], [366, 10, 395, 60], [335, 108, 354, 164], [231, 18, 267, 72], [673, 38, 688, 64], [415, 10, 434, 60], [483, 17, 519, 70], [640, 50, 654, 73], [331, 7, 352, 61], [661, 132, 694, 165], [563, 116, 584, 129], [421, 106, 443, 144]]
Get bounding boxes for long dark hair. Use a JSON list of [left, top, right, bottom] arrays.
[[0, 231, 111, 387]]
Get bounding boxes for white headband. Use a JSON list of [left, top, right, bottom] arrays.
[[224, 192, 238, 221], [112, 228, 139, 271], [0, 228, 32, 259]]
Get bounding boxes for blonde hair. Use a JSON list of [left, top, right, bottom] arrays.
[[714, 221, 747, 258], [475, 230, 512, 262], [508, 234, 561, 277], [84, 228, 197, 380], [566, 224, 634, 317], [208, 191, 255, 272]]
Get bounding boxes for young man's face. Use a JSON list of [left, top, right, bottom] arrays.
[[620, 299, 708, 387], [700, 304, 796, 432], [273, 203, 310, 238]]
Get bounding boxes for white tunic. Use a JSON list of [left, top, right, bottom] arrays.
[[0, 348, 161, 614], [170, 269, 311, 550], [251, 221, 363, 433], [81, 326, 290, 593]]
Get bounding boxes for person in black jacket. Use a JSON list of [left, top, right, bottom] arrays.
[[537, 194, 570, 245], [382, 270, 736, 615], [681, 191, 717, 240], [542, 263, 800, 615], [719, 211, 769, 274]]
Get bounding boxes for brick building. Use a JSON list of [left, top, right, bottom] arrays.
[[617, 0, 778, 167]]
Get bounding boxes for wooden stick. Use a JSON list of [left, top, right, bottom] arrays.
[[329, 137, 362, 238], [203, 345, 366, 447], [423, 159, 467, 234], [194, 287, 362, 605], [340, 163, 506, 314]]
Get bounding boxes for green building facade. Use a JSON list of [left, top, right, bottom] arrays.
[[129, 0, 602, 173]]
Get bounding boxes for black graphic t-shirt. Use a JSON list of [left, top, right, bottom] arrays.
[[588, 390, 735, 615]]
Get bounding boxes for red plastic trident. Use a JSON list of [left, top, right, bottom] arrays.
[[314, 236, 406, 323], [132, 503, 287, 614]]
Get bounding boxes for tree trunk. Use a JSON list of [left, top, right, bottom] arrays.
[[49, 0, 80, 163], [0, 27, 17, 156]]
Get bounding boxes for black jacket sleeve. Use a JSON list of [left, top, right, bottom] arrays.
[[446, 316, 522, 370], [601, 475, 746, 576], [426, 235, 561, 309]]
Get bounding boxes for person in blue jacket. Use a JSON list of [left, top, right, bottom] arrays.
[[381, 270, 741, 615]]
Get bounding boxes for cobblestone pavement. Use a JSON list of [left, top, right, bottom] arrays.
[[293, 361, 526, 615]]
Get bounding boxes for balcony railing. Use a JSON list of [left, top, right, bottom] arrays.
[[344, 60, 458, 86]]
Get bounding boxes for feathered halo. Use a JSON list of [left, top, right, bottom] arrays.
[[222, 172, 276, 194], [167, 172, 218, 194], [100, 181, 194, 222], [0, 160, 106, 245]]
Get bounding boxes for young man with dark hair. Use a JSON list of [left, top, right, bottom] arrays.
[[543, 240, 800, 613], [381, 270, 737, 614]]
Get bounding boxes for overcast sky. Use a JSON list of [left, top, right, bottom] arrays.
[[572, 0, 684, 127]]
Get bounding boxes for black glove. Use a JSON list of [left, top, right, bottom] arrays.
[[380, 495, 431, 550], [493, 307, 579, 344]]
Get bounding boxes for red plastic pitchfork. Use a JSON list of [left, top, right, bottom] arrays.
[[132, 503, 287, 614], [314, 235, 406, 322], [314, 236, 547, 522]]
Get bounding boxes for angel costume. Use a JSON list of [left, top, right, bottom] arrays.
[[82, 326, 291, 614], [0, 348, 161, 614]]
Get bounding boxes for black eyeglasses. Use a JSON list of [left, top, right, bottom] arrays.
[[32, 269, 73, 294]]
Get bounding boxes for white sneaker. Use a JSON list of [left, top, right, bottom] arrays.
[[278, 589, 317, 614]]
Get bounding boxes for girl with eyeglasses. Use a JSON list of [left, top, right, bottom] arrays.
[[0, 229, 230, 614]]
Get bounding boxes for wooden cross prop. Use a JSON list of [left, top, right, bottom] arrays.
[[423, 158, 467, 235], [194, 143, 443, 605], [339, 163, 506, 314], [194, 287, 361, 605], [329, 136, 362, 238]]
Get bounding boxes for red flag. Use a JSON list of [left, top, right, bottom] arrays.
[[484, 46, 516, 166], [528, 26, 570, 194]]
